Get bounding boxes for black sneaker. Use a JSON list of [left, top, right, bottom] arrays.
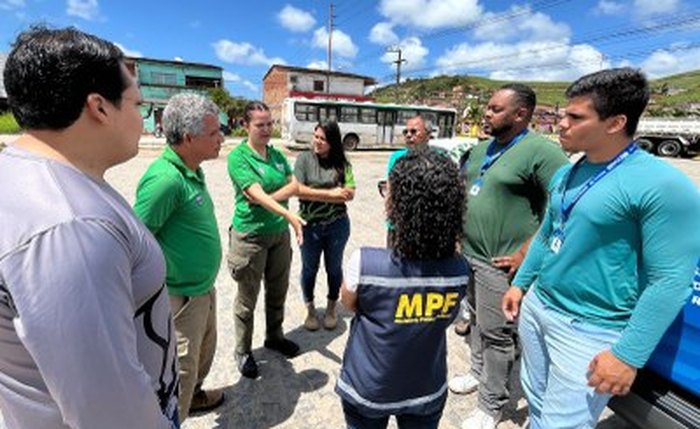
[[236, 353, 259, 379], [264, 338, 300, 358]]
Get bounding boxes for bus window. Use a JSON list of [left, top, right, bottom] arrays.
[[295, 103, 317, 122], [360, 108, 377, 124], [319, 106, 338, 122], [340, 106, 359, 123], [397, 110, 418, 125]]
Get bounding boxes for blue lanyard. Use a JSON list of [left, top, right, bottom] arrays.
[[560, 142, 638, 225], [477, 129, 528, 177]]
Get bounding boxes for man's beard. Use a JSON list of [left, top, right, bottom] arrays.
[[487, 122, 513, 140]]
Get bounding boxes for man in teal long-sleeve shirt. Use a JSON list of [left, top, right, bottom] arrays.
[[502, 68, 700, 429]]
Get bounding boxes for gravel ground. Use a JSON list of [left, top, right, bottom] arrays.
[[0, 136, 698, 428]]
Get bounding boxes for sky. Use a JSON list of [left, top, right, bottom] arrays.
[[1, 0, 699, 99]]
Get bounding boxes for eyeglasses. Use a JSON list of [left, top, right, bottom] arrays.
[[377, 179, 388, 198], [402, 128, 420, 136]]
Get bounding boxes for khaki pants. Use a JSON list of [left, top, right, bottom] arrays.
[[169, 288, 217, 422], [227, 229, 292, 355]]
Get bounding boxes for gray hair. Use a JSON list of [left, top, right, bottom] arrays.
[[162, 93, 220, 145]]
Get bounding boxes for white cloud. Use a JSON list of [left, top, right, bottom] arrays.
[[380, 37, 429, 71], [633, 0, 679, 16], [369, 22, 399, 46], [595, 0, 625, 15], [174, 56, 183, 62], [0, 0, 25, 10], [223, 71, 241, 82], [213, 39, 285, 66], [114, 42, 142, 58], [277, 5, 316, 32], [66, 0, 100, 21], [474, 5, 570, 43], [436, 40, 609, 82], [378, 0, 482, 29], [223, 71, 258, 94], [312, 27, 358, 58], [306, 60, 328, 70], [639, 45, 700, 78], [242, 81, 259, 93]]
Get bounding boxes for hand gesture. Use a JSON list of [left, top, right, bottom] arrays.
[[502, 286, 524, 322], [587, 350, 637, 396], [492, 250, 525, 278], [289, 214, 306, 246]]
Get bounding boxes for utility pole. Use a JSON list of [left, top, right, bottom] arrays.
[[327, 1, 334, 95], [387, 46, 406, 102]]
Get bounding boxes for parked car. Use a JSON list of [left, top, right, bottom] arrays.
[[609, 260, 700, 429]]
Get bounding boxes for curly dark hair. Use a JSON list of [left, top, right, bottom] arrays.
[[388, 150, 465, 260]]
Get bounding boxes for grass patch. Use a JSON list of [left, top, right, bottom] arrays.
[[0, 113, 21, 134]]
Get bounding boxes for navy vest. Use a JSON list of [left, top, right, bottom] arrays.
[[336, 247, 470, 417]]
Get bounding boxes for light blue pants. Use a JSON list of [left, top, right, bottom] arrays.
[[519, 290, 622, 429]]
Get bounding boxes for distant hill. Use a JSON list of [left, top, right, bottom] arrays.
[[371, 70, 700, 118]]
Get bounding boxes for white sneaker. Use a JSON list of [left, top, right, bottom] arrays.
[[461, 408, 501, 429], [448, 373, 479, 394]]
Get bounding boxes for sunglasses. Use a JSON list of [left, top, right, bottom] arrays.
[[402, 128, 420, 136]]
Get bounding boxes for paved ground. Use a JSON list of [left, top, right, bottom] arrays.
[[0, 136, 698, 428]]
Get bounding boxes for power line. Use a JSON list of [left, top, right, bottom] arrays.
[[377, 11, 700, 81]]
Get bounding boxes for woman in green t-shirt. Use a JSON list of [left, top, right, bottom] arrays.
[[227, 101, 305, 379], [294, 121, 355, 331]]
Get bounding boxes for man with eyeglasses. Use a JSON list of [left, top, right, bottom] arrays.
[[134, 93, 225, 422], [451, 83, 568, 429], [0, 26, 179, 428], [382, 114, 437, 246]]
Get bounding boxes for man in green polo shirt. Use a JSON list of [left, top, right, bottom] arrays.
[[451, 84, 569, 429], [134, 93, 225, 422]]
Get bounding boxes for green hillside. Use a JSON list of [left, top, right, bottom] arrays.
[[371, 70, 700, 117]]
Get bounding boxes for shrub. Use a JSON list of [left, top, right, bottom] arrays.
[[0, 113, 21, 134]]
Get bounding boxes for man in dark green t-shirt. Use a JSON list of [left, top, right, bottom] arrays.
[[451, 84, 569, 429], [134, 94, 225, 421]]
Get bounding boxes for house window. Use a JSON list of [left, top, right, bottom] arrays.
[[313, 80, 325, 92], [185, 76, 220, 88], [150, 72, 177, 86]]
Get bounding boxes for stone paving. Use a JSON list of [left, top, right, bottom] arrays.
[[1, 136, 698, 428]]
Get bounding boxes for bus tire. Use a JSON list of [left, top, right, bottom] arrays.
[[656, 139, 682, 158], [637, 138, 654, 153], [343, 134, 359, 151]]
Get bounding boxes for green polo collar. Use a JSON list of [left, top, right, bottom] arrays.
[[162, 145, 204, 183]]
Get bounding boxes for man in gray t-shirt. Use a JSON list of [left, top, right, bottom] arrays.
[[0, 27, 178, 428]]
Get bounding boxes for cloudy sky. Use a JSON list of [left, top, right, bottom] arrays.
[[1, 0, 698, 97]]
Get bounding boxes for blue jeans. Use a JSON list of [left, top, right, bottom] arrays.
[[519, 290, 622, 429], [300, 214, 350, 303], [341, 400, 443, 429]]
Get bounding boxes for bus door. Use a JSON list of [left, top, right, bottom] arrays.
[[436, 112, 455, 138], [377, 110, 396, 145]]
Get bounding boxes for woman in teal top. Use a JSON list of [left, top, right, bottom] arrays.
[[294, 121, 355, 331], [227, 101, 305, 379]]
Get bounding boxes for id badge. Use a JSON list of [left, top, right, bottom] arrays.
[[469, 178, 483, 196], [550, 228, 564, 254]]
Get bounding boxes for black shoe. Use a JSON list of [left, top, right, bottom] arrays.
[[236, 353, 259, 379], [264, 338, 300, 358]]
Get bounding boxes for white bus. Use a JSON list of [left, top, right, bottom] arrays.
[[281, 98, 457, 150]]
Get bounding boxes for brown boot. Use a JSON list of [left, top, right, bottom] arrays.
[[323, 300, 337, 330], [304, 302, 320, 331]]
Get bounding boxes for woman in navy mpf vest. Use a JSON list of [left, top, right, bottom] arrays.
[[336, 150, 471, 429]]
